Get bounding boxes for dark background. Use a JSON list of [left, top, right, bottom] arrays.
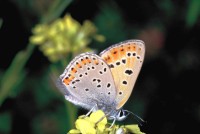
[[0, 0, 200, 133]]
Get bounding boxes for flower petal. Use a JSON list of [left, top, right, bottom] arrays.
[[75, 118, 96, 134]]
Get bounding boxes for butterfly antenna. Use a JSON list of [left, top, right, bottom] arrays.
[[124, 110, 146, 126]]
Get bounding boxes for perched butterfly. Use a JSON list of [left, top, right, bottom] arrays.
[[57, 40, 145, 125]]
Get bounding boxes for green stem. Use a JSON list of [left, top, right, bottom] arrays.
[[50, 64, 77, 129], [0, 0, 73, 106], [0, 18, 3, 28], [65, 101, 77, 128], [0, 44, 35, 106], [41, 0, 73, 23], [61, 57, 78, 128]]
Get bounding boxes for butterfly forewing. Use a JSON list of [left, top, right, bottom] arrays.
[[100, 40, 145, 109], [58, 53, 117, 110]]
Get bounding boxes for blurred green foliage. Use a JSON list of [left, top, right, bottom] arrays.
[[0, 19, 2, 29], [30, 14, 105, 62], [0, 113, 11, 134], [68, 110, 144, 134], [0, 0, 200, 133], [94, 3, 127, 44], [186, 0, 200, 27]]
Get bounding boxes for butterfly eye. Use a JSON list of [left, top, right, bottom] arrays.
[[119, 110, 123, 117], [116, 110, 129, 121]]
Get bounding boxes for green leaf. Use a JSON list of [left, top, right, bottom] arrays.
[[186, 0, 200, 28], [94, 3, 127, 44], [125, 125, 145, 134], [41, 0, 73, 23], [0, 113, 11, 133], [0, 44, 34, 106], [155, 0, 174, 18], [0, 18, 3, 29]]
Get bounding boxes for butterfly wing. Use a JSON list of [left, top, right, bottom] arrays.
[[100, 40, 145, 110], [57, 53, 117, 110]]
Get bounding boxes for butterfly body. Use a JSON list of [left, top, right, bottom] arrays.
[[57, 40, 145, 121]]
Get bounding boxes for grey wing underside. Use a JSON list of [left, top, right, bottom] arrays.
[[57, 78, 92, 109], [57, 53, 117, 110]]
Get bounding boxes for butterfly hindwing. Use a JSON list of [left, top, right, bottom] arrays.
[[58, 53, 117, 110], [100, 40, 145, 109]]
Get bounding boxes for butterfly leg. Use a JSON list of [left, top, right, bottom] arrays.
[[95, 113, 116, 128], [109, 118, 116, 128], [84, 104, 98, 117], [94, 112, 110, 127]]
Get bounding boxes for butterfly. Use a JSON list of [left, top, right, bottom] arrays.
[[57, 40, 145, 125]]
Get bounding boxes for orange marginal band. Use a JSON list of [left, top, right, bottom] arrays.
[[76, 62, 82, 68], [63, 75, 75, 85]]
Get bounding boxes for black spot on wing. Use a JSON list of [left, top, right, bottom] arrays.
[[125, 70, 133, 75], [109, 64, 114, 68], [116, 62, 120, 65], [122, 59, 126, 64], [122, 81, 127, 85], [107, 83, 111, 88]]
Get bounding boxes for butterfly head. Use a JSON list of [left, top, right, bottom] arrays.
[[107, 109, 130, 121], [115, 109, 130, 121]]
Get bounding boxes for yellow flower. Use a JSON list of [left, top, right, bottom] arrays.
[[89, 110, 107, 133], [30, 14, 105, 62], [68, 129, 81, 134], [72, 110, 107, 134], [68, 110, 145, 134], [75, 118, 96, 134], [123, 124, 146, 134]]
